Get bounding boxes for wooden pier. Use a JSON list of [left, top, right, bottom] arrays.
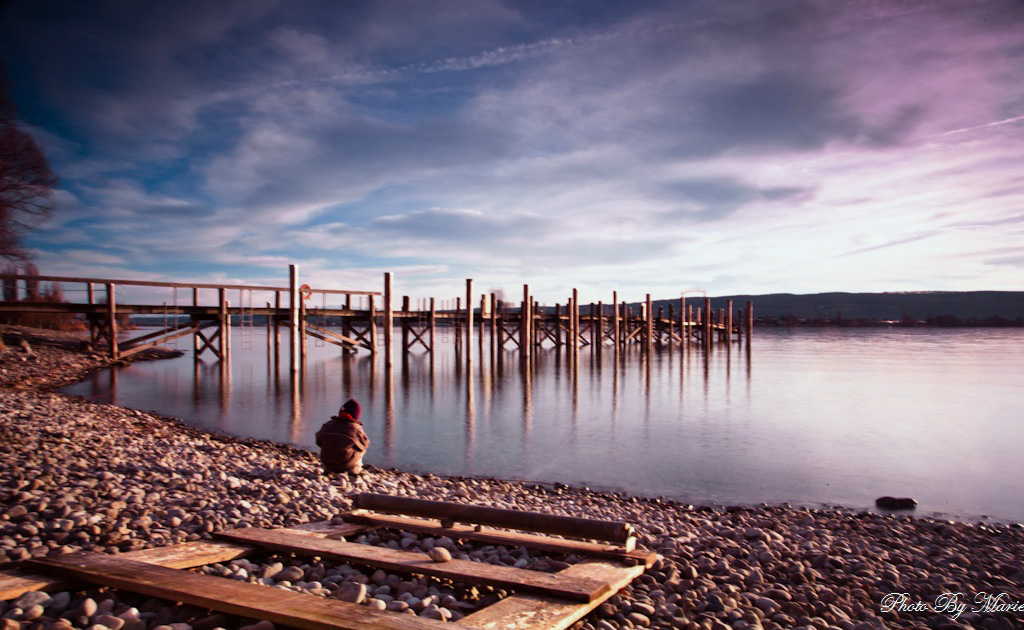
[[1, 266, 753, 371]]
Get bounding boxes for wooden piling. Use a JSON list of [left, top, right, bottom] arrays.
[[342, 294, 352, 352], [612, 292, 619, 351], [678, 297, 685, 351], [429, 297, 436, 353], [645, 294, 654, 356], [368, 294, 377, 358], [554, 303, 562, 349], [299, 297, 306, 360], [726, 300, 734, 344], [466, 279, 474, 364], [686, 305, 693, 351], [703, 297, 712, 348], [520, 284, 530, 360], [571, 288, 579, 357], [489, 293, 497, 356], [401, 296, 410, 354], [288, 265, 299, 373], [597, 301, 604, 358], [383, 273, 393, 368], [274, 291, 281, 355], [218, 288, 228, 361], [717, 308, 725, 343], [106, 283, 118, 360]]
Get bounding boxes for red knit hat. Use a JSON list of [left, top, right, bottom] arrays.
[[338, 398, 361, 420]]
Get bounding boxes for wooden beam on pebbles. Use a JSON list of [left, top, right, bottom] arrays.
[[352, 493, 635, 545], [216, 528, 609, 603], [341, 512, 654, 567], [0, 521, 363, 601], [24, 553, 453, 630], [456, 560, 645, 630]]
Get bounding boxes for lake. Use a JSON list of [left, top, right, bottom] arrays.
[[61, 326, 1024, 523]]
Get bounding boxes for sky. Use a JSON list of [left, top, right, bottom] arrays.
[[1, 0, 1023, 305]]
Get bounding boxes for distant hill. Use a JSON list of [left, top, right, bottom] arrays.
[[648, 291, 1024, 324]]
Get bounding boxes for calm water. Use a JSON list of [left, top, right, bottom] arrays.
[[61, 327, 1024, 522]]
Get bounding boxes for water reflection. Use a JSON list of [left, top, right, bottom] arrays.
[[61, 326, 1024, 522]]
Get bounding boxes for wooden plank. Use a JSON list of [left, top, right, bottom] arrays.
[[342, 513, 655, 567], [25, 553, 454, 630], [217, 528, 607, 603], [456, 560, 645, 630], [352, 494, 634, 544], [0, 523, 363, 601]]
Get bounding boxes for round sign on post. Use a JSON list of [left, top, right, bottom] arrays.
[[299, 284, 314, 300]]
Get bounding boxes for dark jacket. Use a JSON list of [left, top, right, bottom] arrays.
[[315, 413, 369, 473]]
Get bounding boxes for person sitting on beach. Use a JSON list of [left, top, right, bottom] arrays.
[[315, 399, 370, 475]]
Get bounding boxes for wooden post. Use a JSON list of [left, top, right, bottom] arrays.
[[383, 272, 393, 368], [429, 297, 436, 354], [726, 299, 734, 344], [536, 301, 544, 350], [226, 298, 233, 360], [717, 308, 725, 343], [520, 284, 530, 360], [466, 279, 473, 364], [218, 288, 228, 361], [612, 291, 619, 351], [686, 304, 693, 351], [553, 303, 562, 349], [401, 296, 410, 355], [274, 291, 281, 354], [679, 297, 685, 351], [368, 294, 377, 357], [571, 288, 579, 357], [265, 300, 272, 351], [737, 308, 744, 344], [299, 297, 306, 359], [86, 282, 96, 349], [342, 293, 352, 352], [454, 297, 462, 356], [288, 265, 299, 373], [479, 293, 487, 355], [703, 297, 712, 348], [746, 301, 754, 348], [489, 293, 497, 356], [657, 306, 665, 348], [106, 283, 118, 360], [645, 294, 654, 356]]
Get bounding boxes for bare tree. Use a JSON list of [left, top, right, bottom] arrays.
[[0, 63, 57, 261]]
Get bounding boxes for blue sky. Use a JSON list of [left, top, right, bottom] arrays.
[[2, 0, 1023, 305]]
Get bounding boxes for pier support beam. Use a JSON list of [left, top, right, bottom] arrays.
[[466, 279, 474, 365], [645, 294, 654, 356], [383, 273, 393, 368], [703, 297, 712, 349], [288, 265, 299, 373], [106, 283, 118, 360], [612, 291, 619, 351], [520, 284, 531, 361]]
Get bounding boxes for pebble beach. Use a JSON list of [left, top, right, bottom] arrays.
[[1, 327, 1022, 630]]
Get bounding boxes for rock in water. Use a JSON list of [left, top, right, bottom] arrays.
[[428, 547, 453, 562], [875, 496, 918, 509]]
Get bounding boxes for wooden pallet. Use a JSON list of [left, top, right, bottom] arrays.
[[6, 496, 652, 630]]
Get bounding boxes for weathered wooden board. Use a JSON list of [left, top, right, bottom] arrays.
[[0, 522, 363, 601], [352, 494, 634, 544], [25, 553, 455, 630], [343, 513, 655, 567], [217, 528, 608, 603], [456, 560, 645, 630]]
